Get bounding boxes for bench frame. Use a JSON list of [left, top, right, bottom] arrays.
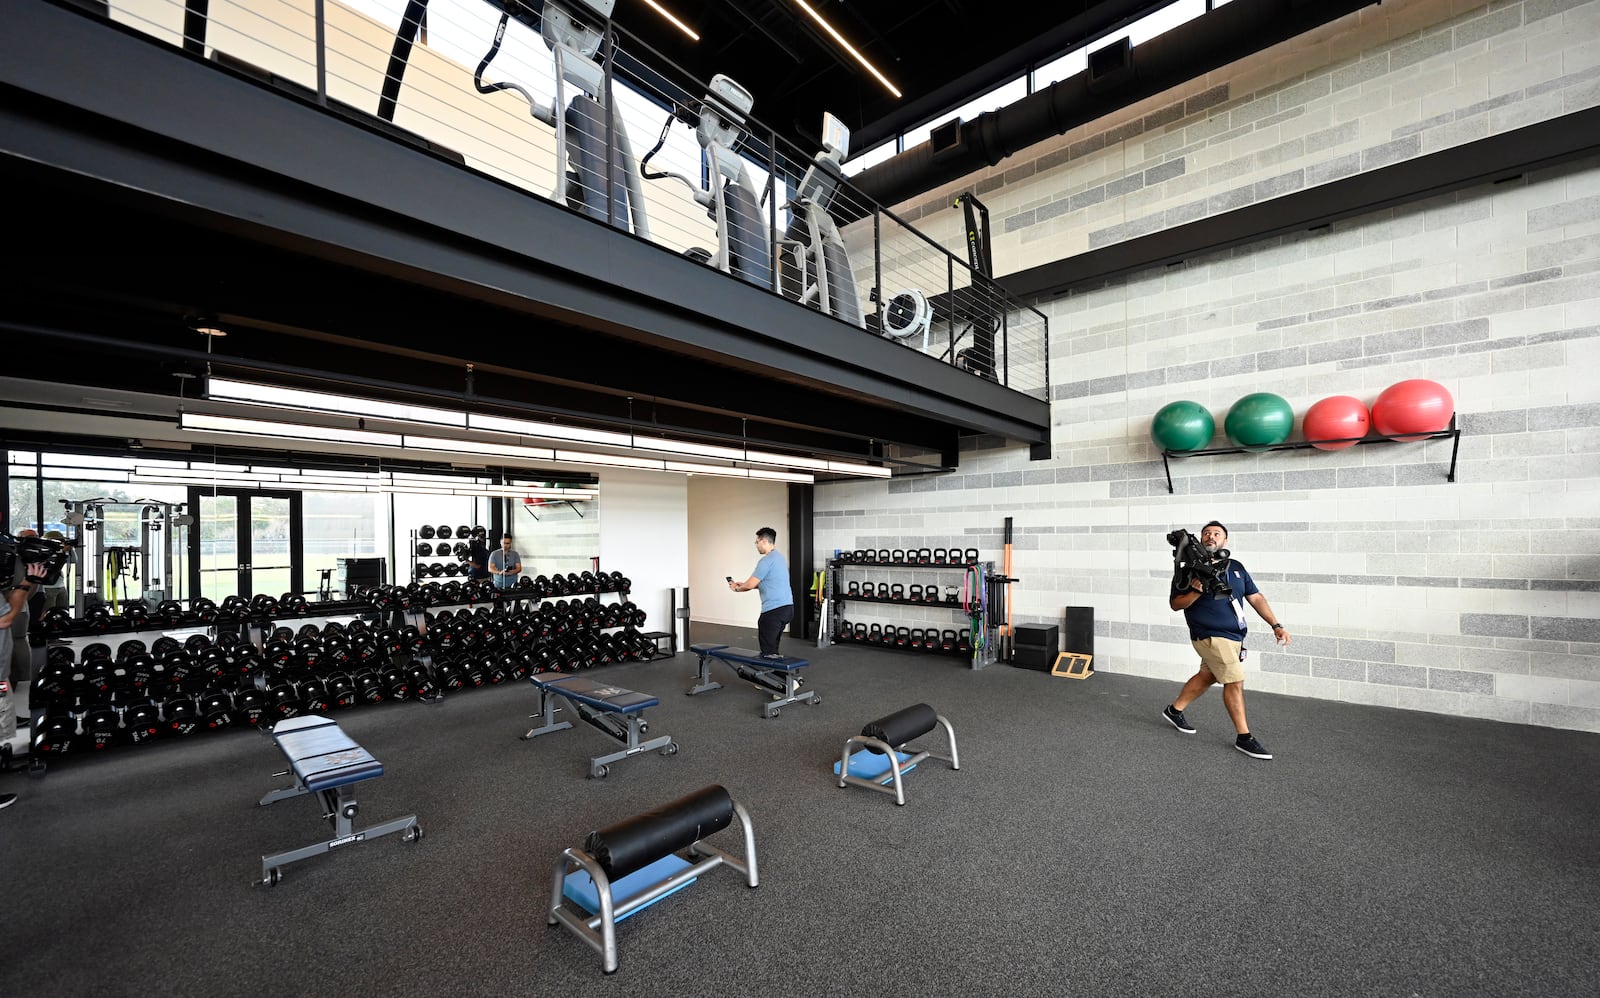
[[547, 796, 759, 974], [523, 672, 678, 778], [257, 717, 419, 886], [687, 643, 819, 718], [837, 713, 960, 806]]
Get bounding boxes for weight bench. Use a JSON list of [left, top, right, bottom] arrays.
[[523, 672, 678, 779], [687, 643, 819, 718], [836, 703, 960, 806], [549, 784, 758, 973], [256, 715, 421, 886]]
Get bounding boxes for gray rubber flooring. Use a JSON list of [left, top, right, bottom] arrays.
[[8, 621, 1599, 997]]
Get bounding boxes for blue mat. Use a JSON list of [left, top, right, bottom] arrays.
[[833, 749, 917, 785], [563, 854, 696, 920]]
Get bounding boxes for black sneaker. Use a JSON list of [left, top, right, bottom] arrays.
[[0, 793, 16, 810], [1235, 734, 1272, 760], [1162, 705, 1196, 734]]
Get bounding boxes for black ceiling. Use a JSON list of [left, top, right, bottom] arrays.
[[598, 0, 1167, 155]]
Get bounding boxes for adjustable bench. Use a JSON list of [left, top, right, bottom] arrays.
[[548, 784, 758, 973], [687, 643, 820, 718], [256, 715, 420, 886], [523, 672, 678, 779]]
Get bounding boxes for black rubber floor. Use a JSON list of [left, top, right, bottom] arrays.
[[8, 622, 1599, 997]]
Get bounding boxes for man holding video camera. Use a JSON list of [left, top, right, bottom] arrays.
[[1162, 520, 1289, 760]]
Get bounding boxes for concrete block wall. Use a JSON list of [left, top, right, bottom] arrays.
[[817, 0, 1600, 732], [880, 0, 1600, 273]]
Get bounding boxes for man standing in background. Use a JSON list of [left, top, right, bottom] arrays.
[[728, 526, 793, 659]]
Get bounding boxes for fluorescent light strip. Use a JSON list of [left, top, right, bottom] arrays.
[[826, 460, 891, 478], [401, 436, 556, 461], [743, 448, 830, 471], [749, 468, 815, 483], [790, 0, 901, 98], [40, 453, 150, 471], [642, 0, 700, 41], [467, 413, 633, 447], [639, 437, 749, 461], [182, 412, 404, 448], [207, 377, 465, 428], [553, 450, 668, 470], [42, 468, 131, 482], [662, 461, 748, 479]]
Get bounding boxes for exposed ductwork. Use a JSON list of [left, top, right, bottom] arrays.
[[847, 0, 1381, 216]]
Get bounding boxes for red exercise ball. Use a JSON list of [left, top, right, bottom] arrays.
[[1303, 395, 1370, 450], [1371, 379, 1454, 442]]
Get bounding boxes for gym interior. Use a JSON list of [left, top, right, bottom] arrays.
[[3, 0, 1597, 994]]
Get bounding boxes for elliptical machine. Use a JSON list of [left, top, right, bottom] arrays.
[[474, 0, 650, 237], [777, 112, 865, 328], [641, 75, 772, 288]]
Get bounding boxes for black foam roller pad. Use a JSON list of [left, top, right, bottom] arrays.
[[861, 703, 937, 753], [584, 785, 734, 880]]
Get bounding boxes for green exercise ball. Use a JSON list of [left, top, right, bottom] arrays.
[[1225, 392, 1294, 449], [1151, 400, 1215, 452]]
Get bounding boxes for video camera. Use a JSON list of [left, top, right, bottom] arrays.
[[0, 533, 70, 590], [1166, 529, 1232, 599]]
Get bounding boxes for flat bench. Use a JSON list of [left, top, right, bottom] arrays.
[[256, 715, 420, 886], [687, 644, 819, 718], [523, 672, 678, 779]]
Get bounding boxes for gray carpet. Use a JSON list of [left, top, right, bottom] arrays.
[[8, 622, 1599, 997]]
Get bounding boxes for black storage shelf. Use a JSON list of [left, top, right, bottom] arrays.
[[838, 560, 980, 570], [836, 595, 964, 610], [834, 637, 972, 659]]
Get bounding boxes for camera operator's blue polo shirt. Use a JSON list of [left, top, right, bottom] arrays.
[[1172, 560, 1259, 641]]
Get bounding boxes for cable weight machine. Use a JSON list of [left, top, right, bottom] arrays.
[[60, 500, 193, 613]]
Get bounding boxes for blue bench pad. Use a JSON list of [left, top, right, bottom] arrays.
[[833, 749, 918, 785], [564, 853, 696, 920], [271, 716, 384, 792], [529, 672, 658, 713], [704, 646, 808, 671]]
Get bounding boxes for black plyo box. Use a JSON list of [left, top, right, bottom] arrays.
[[1012, 644, 1055, 671], [1014, 624, 1057, 649]]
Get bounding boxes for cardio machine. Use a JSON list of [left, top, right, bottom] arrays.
[[777, 113, 865, 328], [641, 75, 772, 288], [474, 0, 650, 237]]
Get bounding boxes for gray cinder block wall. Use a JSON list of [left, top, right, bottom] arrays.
[[819, 0, 1600, 732]]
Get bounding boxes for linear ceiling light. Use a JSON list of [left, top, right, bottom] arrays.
[[401, 435, 556, 462], [743, 448, 830, 471], [642, 0, 700, 41], [467, 413, 633, 447], [825, 459, 892, 478], [181, 412, 404, 448], [552, 450, 670, 470], [207, 377, 465, 428], [638, 437, 749, 461], [789, 0, 901, 98]]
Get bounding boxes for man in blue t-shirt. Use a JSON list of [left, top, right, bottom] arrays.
[[1161, 520, 1291, 760], [728, 526, 793, 659]]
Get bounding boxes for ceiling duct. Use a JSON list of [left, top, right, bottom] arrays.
[[847, 0, 1379, 216]]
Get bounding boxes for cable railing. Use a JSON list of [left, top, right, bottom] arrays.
[[89, 0, 1049, 401]]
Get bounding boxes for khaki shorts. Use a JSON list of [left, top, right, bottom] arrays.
[[1191, 637, 1245, 684]]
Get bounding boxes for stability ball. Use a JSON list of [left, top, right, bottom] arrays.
[[1372, 379, 1453, 441], [1303, 395, 1370, 450], [1151, 400, 1214, 452], [1224, 392, 1294, 449]]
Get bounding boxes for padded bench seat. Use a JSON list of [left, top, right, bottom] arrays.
[[523, 672, 677, 778], [687, 644, 819, 718], [272, 715, 384, 792]]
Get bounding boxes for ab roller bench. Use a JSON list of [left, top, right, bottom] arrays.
[[523, 672, 679, 778], [549, 784, 758, 973], [256, 715, 421, 886], [687, 643, 819, 718], [836, 703, 960, 806]]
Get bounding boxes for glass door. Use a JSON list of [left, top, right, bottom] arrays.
[[190, 490, 302, 603]]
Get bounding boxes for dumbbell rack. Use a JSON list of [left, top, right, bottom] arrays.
[[410, 527, 470, 584], [824, 553, 997, 669]]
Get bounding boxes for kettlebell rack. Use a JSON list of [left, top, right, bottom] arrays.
[[824, 547, 996, 669]]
